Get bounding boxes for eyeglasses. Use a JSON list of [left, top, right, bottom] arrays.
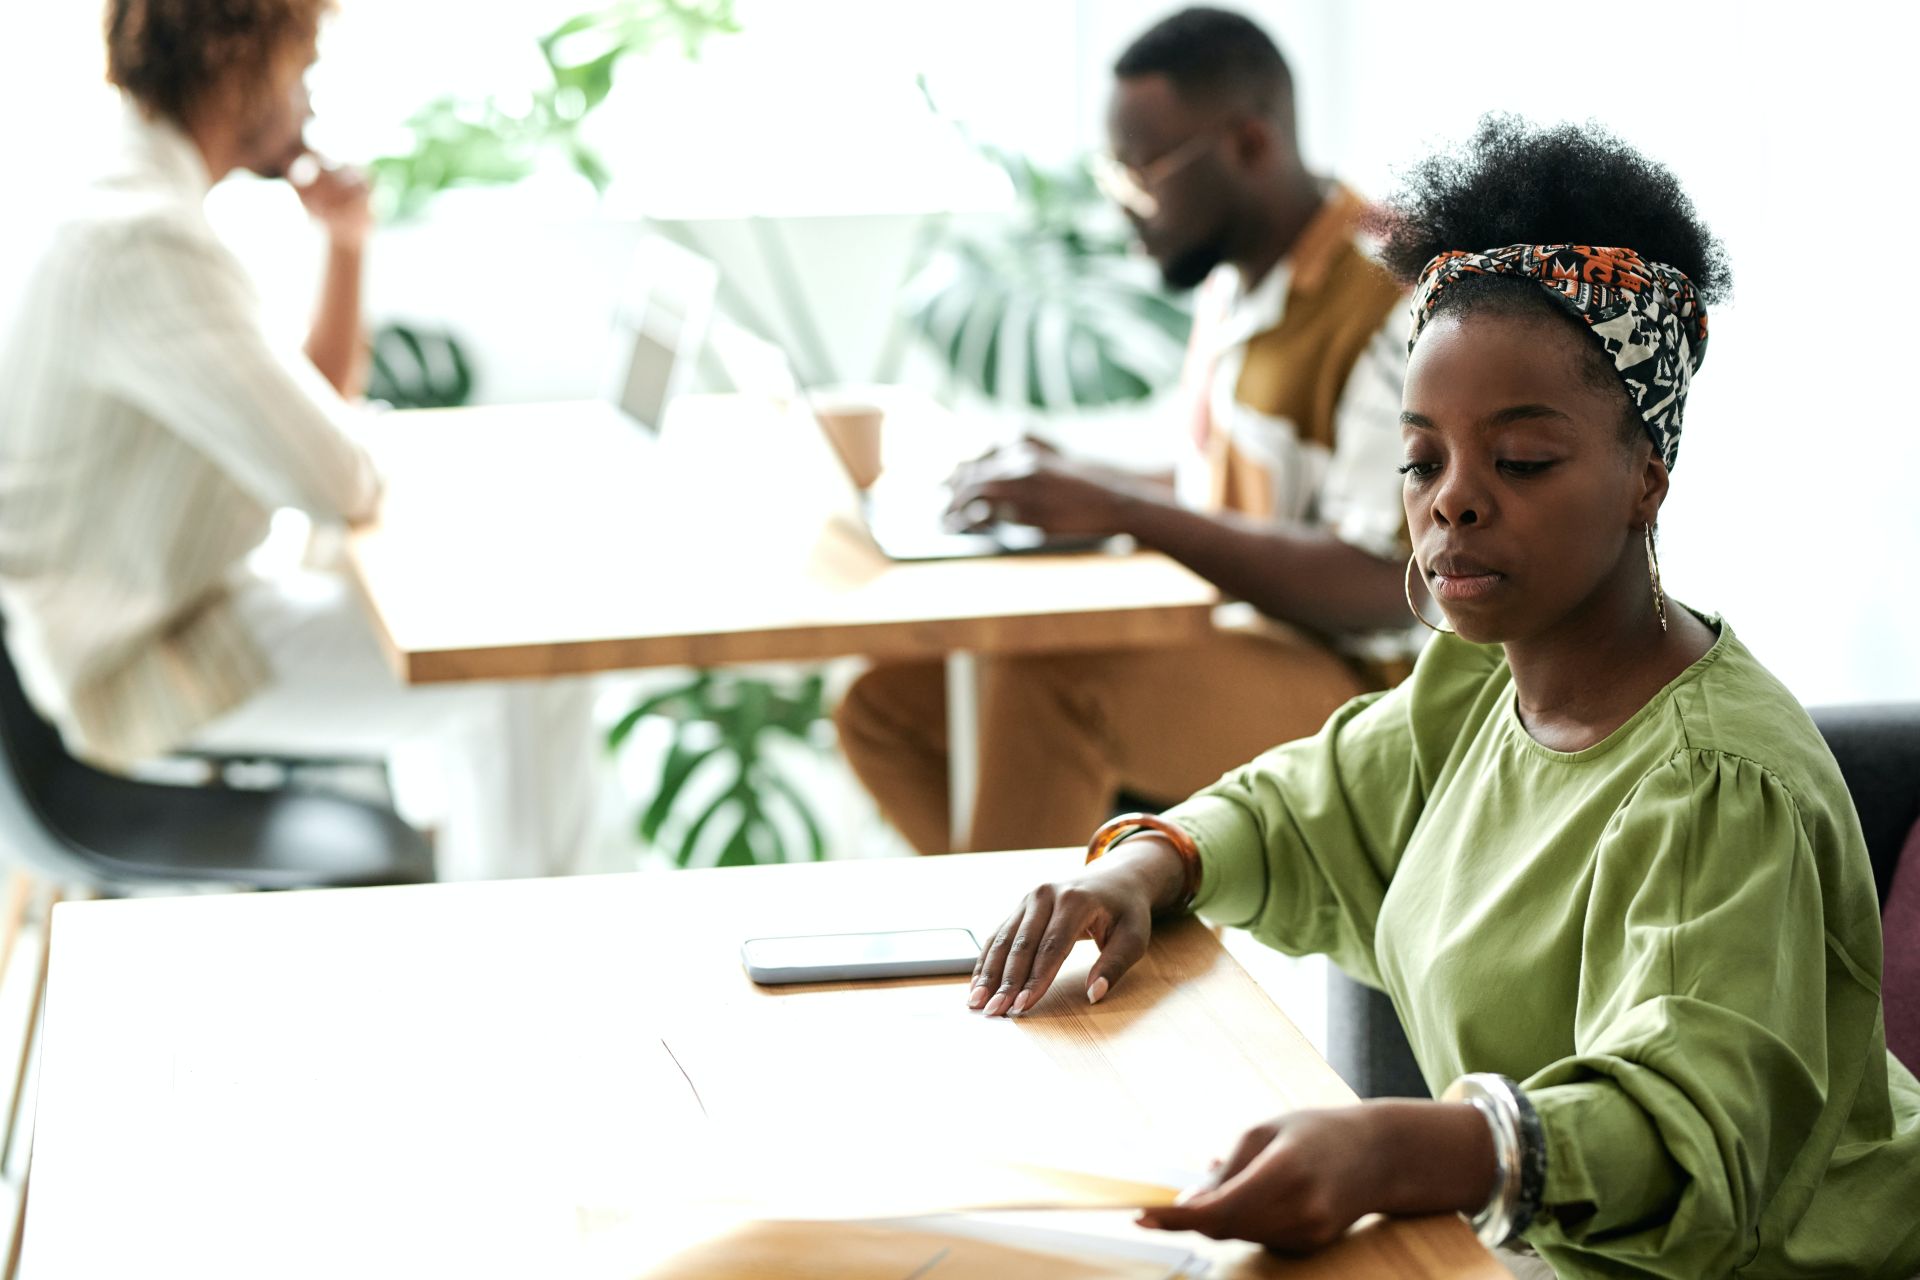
[[1089, 129, 1222, 220]]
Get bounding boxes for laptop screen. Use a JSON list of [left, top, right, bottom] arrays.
[[604, 237, 718, 432]]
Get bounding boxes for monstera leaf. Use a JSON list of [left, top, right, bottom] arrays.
[[607, 670, 829, 868], [367, 322, 476, 409], [901, 150, 1192, 411]]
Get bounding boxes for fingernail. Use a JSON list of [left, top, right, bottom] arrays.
[[983, 990, 1011, 1018], [1087, 976, 1109, 1004], [1010, 990, 1033, 1015], [967, 985, 989, 1010]]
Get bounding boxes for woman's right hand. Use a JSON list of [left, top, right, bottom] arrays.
[[967, 836, 1189, 1017]]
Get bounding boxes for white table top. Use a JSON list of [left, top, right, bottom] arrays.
[[346, 396, 1218, 683], [25, 851, 1495, 1278]]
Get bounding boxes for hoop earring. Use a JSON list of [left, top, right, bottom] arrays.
[[1645, 524, 1668, 634], [1405, 554, 1454, 635]]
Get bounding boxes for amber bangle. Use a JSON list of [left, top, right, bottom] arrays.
[[1084, 812, 1202, 909]]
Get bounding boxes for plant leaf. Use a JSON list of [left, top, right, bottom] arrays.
[[898, 136, 1192, 410], [676, 788, 734, 868], [374, 0, 738, 220], [606, 676, 707, 749], [767, 678, 825, 738], [764, 770, 826, 861], [638, 739, 723, 844], [569, 140, 614, 193], [366, 323, 476, 410], [715, 810, 757, 867]]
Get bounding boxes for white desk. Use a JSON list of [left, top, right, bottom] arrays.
[[25, 852, 1498, 1278], [346, 396, 1216, 684]]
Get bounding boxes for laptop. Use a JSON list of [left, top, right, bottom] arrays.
[[857, 459, 1115, 562], [708, 324, 1116, 562], [603, 235, 719, 432]]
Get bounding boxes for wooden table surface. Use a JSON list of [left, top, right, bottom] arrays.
[[24, 851, 1497, 1279], [345, 396, 1218, 684]]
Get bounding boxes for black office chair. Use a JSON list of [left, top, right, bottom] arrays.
[[1327, 703, 1920, 1098], [0, 620, 434, 890], [1815, 704, 1920, 909]]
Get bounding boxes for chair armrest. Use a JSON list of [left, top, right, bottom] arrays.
[[1325, 965, 1429, 1099], [1811, 703, 1920, 905]]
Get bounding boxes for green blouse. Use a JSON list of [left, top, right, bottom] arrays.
[[1168, 617, 1920, 1279]]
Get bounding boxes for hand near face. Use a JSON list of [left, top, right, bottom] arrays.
[[1139, 1109, 1385, 1252], [290, 152, 373, 251], [945, 441, 1137, 537]]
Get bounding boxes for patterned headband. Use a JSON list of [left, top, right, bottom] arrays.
[[1407, 244, 1709, 469]]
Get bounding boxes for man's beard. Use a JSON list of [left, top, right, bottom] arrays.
[[1158, 233, 1230, 291], [246, 143, 303, 180]]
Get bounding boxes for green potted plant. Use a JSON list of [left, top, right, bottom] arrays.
[[366, 0, 740, 220], [363, 3, 741, 412], [898, 102, 1192, 411], [360, 2, 838, 871], [366, 322, 475, 409], [606, 670, 830, 868]]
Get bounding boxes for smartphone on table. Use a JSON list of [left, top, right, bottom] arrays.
[[741, 928, 981, 985]]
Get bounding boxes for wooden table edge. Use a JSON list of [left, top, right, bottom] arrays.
[[356, 596, 1220, 684]]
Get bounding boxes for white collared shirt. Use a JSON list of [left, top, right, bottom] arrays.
[[0, 99, 380, 765], [1176, 258, 1410, 561], [1170, 238, 1420, 664]]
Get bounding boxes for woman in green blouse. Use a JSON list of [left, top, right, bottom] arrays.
[[969, 116, 1920, 1279]]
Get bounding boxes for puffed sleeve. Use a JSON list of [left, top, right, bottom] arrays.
[[1164, 633, 1501, 985], [1521, 750, 1885, 1278]]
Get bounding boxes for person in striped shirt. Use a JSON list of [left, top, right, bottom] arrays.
[[0, 0, 596, 879]]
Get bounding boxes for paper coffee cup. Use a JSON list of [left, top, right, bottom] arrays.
[[814, 398, 886, 490]]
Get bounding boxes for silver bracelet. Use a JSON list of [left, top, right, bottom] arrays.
[[1442, 1073, 1546, 1246]]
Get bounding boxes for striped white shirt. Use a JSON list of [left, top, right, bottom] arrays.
[[1174, 250, 1423, 666], [1175, 258, 1409, 560], [0, 100, 380, 766]]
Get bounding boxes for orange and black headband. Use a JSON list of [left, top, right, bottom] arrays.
[[1408, 244, 1709, 469]]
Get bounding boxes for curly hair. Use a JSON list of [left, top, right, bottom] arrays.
[[1378, 115, 1729, 434], [105, 0, 331, 124], [1379, 114, 1729, 299]]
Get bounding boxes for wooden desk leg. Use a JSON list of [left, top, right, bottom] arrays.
[[3, 882, 70, 1280], [3, 885, 65, 1174], [0, 876, 31, 1001], [944, 650, 980, 851]]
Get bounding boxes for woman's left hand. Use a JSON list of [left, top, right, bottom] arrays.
[[1138, 1102, 1496, 1253], [1138, 1108, 1386, 1251]]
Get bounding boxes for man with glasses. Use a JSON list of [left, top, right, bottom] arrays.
[[835, 7, 1416, 855]]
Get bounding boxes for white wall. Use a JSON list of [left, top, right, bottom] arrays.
[[3, 0, 1914, 702], [1076, 1, 1920, 704]]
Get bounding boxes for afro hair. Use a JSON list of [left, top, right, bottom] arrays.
[[1379, 114, 1729, 301]]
